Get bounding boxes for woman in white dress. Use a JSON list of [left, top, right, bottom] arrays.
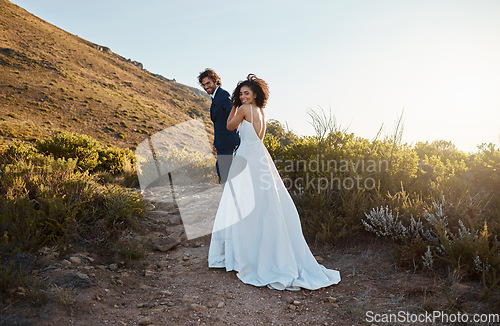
[[208, 74, 341, 290]]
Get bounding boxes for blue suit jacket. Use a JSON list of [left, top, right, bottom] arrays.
[[210, 87, 240, 150]]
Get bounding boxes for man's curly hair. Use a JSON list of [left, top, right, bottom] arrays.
[[198, 68, 221, 86]]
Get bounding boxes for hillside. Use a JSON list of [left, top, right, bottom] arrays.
[[0, 0, 211, 149]]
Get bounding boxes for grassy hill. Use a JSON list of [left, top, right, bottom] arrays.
[[0, 0, 212, 149]]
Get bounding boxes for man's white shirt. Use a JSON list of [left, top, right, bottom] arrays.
[[211, 86, 219, 99]]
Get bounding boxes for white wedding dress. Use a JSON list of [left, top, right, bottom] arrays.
[[208, 106, 341, 290]]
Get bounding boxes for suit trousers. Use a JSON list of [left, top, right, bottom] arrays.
[[216, 148, 236, 185]]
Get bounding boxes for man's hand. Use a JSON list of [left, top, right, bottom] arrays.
[[212, 144, 216, 154]]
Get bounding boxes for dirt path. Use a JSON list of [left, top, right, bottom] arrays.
[[3, 188, 492, 326]]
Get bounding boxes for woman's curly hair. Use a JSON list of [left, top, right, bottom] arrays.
[[198, 68, 221, 86], [231, 74, 269, 108]]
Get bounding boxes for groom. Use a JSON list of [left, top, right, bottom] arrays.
[[198, 69, 240, 184]]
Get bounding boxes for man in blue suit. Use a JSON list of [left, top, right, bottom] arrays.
[[198, 69, 240, 184]]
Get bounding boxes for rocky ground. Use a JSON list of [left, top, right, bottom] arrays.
[[1, 189, 496, 326]]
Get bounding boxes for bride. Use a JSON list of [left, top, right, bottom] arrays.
[[208, 74, 341, 290]]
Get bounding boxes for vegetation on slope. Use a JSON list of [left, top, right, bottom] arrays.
[[0, 0, 212, 149]]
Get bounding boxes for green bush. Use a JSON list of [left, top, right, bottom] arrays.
[[96, 146, 134, 174], [0, 141, 42, 164], [266, 130, 424, 243], [263, 133, 282, 159], [29, 131, 136, 176], [264, 108, 500, 301], [0, 153, 144, 253], [266, 119, 296, 147], [0, 260, 24, 293], [265, 110, 500, 245], [36, 132, 101, 171]]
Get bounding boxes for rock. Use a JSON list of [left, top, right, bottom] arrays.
[[288, 304, 296, 311], [76, 272, 90, 281], [54, 271, 91, 288], [286, 298, 294, 304], [181, 294, 198, 303], [144, 270, 155, 277], [157, 261, 169, 268], [325, 297, 337, 303], [293, 300, 301, 306], [179, 297, 190, 304], [108, 263, 118, 271], [152, 237, 181, 252], [169, 228, 187, 241], [137, 302, 155, 308], [314, 255, 324, 263], [190, 304, 208, 312], [61, 259, 72, 267], [217, 301, 225, 308], [69, 256, 82, 265], [131, 60, 143, 70], [138, 317, 152, 325], [168, 216, 182, 225]]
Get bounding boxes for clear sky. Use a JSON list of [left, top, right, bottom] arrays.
[[9, 0, 500, 153]]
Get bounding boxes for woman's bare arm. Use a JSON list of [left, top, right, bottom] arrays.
[[227, 104, 249, 131]]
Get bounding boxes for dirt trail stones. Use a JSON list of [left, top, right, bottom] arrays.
[[151, 236, 181, 252]]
